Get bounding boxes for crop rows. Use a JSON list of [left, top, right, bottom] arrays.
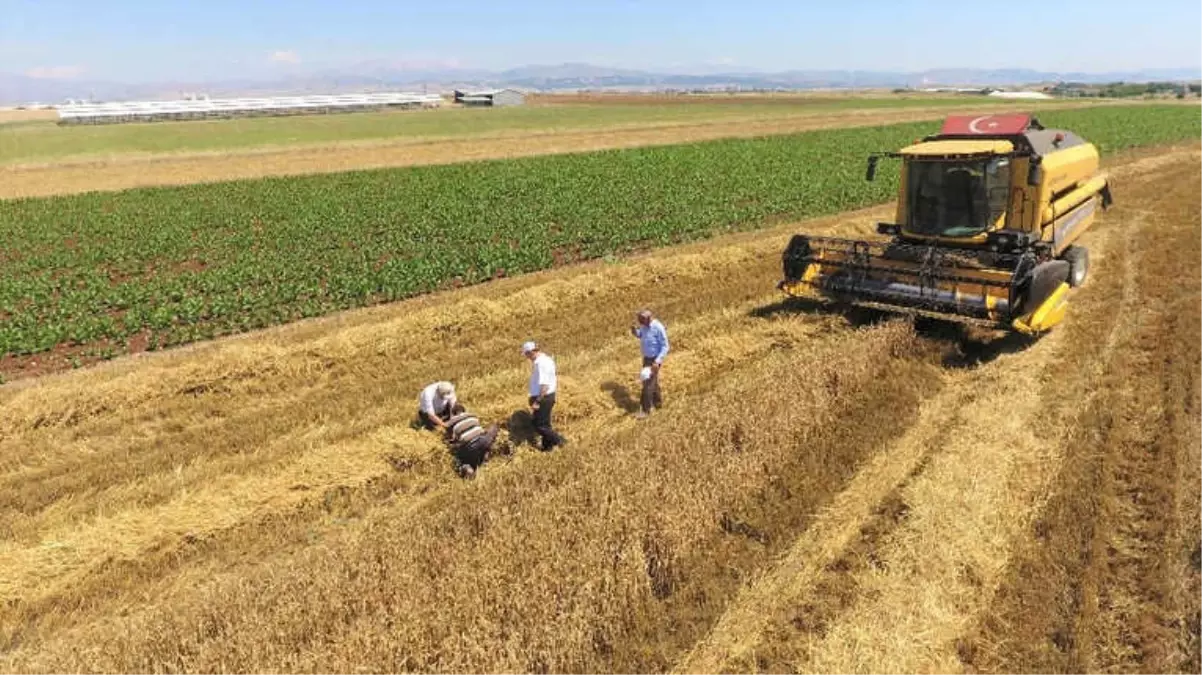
[[0, 105, 1198, 361]]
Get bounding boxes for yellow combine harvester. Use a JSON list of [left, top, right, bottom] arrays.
[[779, 113, 1113, 334]]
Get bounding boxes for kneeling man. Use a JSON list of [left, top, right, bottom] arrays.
[[445, 411, 500, 479]]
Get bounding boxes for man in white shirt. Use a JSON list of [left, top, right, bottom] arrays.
[[416, 381, 463, 431], [521, 341, 566, 451]]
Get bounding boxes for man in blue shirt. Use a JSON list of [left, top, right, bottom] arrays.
[[630, 309, 669, 419]]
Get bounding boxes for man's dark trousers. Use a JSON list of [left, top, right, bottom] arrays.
[[529, 393, 565, 450], [641, 356, 664, 413], [455, 424, 499, 469]]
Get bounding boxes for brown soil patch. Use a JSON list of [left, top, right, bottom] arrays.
[[0, 108, 57, 124]]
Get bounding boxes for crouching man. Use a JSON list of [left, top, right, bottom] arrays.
[[445, 411, 500, 479], [417, 381, 463, 431]]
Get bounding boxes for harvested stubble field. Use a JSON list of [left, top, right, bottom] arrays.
[[0, 140, 1198, 673]]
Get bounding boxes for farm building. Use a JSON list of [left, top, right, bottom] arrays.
[[452, 89, 525, 107], [56, 92, 443, 125]]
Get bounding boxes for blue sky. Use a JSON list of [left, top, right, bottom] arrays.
[[3, 0, 1200, 83]]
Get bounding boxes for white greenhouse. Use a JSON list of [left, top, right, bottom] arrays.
[[56, 92, 444, 125]]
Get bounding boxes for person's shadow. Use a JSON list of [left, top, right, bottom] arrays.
[[504, 409, 539, 448], [600, 381, 641, 413]]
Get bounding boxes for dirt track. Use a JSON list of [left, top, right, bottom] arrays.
[[0, 103, 1093, 199], [0, 145, 1197, 672]]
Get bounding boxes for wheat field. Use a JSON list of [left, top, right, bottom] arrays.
[[0, 142, 1197, 672]]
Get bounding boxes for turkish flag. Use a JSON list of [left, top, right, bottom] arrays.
[[940, 114, 1031, 135]]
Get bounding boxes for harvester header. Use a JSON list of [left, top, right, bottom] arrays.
[[780, 112, 1113, 335]]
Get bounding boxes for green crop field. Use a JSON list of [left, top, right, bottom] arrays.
[[0, 104, 1196, 365], [0, 95, 1062, 165]]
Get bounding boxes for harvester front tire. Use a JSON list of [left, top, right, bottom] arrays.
[[1062, 245, 1089, 287], [1018, 260, 1071, 315], [782, 235, 814, 281]]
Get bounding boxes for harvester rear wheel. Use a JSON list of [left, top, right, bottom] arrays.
[[1062, 245, 1090, 287]]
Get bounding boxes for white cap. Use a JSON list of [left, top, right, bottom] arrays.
[[521, 341, 538, 354], [639, 366, 653, 382], [436, 382, 455, 398]]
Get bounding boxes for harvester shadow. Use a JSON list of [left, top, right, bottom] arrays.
[[749, 297, 888, 328], [913, 318, 1038, 369], [600, 381, 641, 414]]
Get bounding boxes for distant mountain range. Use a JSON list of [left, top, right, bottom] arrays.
[[3, 63, 1200, 105]]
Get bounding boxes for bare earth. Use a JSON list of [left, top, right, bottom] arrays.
[[0, 109, 57, 124], [1, 103, 1102, 199], [0, 144, 1197, 673]]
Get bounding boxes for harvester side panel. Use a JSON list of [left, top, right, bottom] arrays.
[[1050, 196, 1101, 254], [1033, 143, 1101, 222]]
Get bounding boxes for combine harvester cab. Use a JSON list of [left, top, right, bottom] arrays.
[[780, 113, 1113, 335]]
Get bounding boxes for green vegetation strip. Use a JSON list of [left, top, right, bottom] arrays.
[[0, 105, 1197, 359]]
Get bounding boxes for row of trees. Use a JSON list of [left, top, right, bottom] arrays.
[[1048, 81, 1201, 98]]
